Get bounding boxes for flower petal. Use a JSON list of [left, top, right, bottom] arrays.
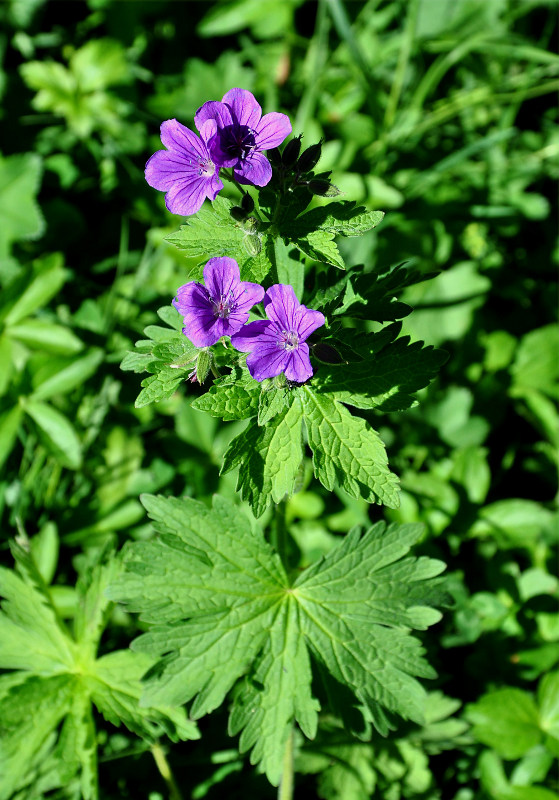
[[284, 343, 313, 383], [194, 101, 233, 134], [145, 150, 198, 192], [246, 344, 289, 382], [230, 320, 270, 352], [198, 118, 218, 148], [263, 284, 299, 330], [234, 151, 272, 187], [293, 307, 325, 341], [160, 119, 207, 159], [255, 112, 292, 150], [222, 88, 262, 129], [232, 281, 265, 312], [203, 257, 241, 300], [173, 282, 209, 317], [182, 308, 221, 347], [164, 177, 212, 216]]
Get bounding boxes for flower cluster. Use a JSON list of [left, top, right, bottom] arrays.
[[145, 88, 291, 216], [173, 257, 325, 383]]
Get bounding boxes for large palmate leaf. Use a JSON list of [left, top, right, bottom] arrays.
[[108, 494, 445, 785], [0, 545, 197, 800]]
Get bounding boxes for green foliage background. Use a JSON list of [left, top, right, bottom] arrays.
[[0, 0, 557, 798]]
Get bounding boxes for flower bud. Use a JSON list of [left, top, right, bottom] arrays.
[[243, 216, 260, 234], [297, 140, 323, 173], [230, 206, 247, 222], [195, 348, 211, 384], [307, 179, 341, 197], [241, 193, 255, 213], [267, 147, 282, 167], [243, 233, 262, 256], [312, 341, 346, 364], [282, 135, 302, 168]]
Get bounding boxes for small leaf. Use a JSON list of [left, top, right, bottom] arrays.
[[24, 400, 82, 469], [222, 398, 303, 516], [192, 372, 260, 420], [301, 387, 400, 507], [135, 369, 185, 408]]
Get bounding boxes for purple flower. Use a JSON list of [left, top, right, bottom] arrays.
[[231, 284, 325, 383], [145, 118, 223, 216], [173, 257, 264, 348], [195, 88, 291, 187]]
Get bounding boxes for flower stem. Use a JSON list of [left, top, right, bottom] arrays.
[[278, 726, 294, 800], [151, 743, 183, 800]]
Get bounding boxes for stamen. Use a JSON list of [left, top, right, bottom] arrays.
[[279, 330, 299, 351]]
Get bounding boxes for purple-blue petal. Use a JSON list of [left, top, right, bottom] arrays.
[[246, 345, 290, 382], [203, 257, 241, 300], [283, 343, 313, 382], [221, 88, 262, 129], [234, 151, 272, 187], [230, 320, 270, 352], [255, 112, 292, 150]]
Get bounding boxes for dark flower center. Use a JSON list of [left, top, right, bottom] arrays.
[[221, 124, 257, 161], [211, 292, 236, 319], [279, 330, 299, 351]]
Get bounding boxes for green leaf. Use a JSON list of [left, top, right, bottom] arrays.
[[511, 325, 559, 400], [30, 348, 104, 401], [0, 405, 23, 471], [466, 688, 542, 759], [295, 229, 346, 270], [89, 649, 199, 743], [538, 671, 559, 740], [300, 387, 400, 507], [0, 252, 68, 326], [0, 547, 197, 800], [24, 399, 82, 469], [0, 564, 76, 672], [135, 369, 185, 408], [222, 398, 303, 516], [165, 196, 246, 261], [109, 496, 444, 785], [0, 673, 76, 800], [0, 152, 44, 256], [313, 331, 447, 412], [192, 371, 261, 421], [7, 319, 84, 355], [258, 384, 291, 425], [69, 38, 132, 92]]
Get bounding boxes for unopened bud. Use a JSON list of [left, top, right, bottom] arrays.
[[268, 147, 282, 167], [307, 179, 341, 197], [282, 135, 302, 168], [312, 341, 346, 364], [230, 206, 247, 222], [243, 216, 260, 234], [297, 141, 323, 173], [243, 233, 262, 256], [195, 349, 211, 384], [241, 193, 254, 213]]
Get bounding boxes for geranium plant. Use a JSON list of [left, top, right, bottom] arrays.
[[115, 87, 449, 796]]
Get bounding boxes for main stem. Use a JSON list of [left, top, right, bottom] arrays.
[[278, 725, 294, 800]]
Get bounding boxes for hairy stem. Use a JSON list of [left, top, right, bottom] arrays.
[[278, 725, 294, 800], [151, 743, 183, 800]]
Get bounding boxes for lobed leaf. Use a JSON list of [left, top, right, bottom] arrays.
[[110, 496, 444, 785]]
